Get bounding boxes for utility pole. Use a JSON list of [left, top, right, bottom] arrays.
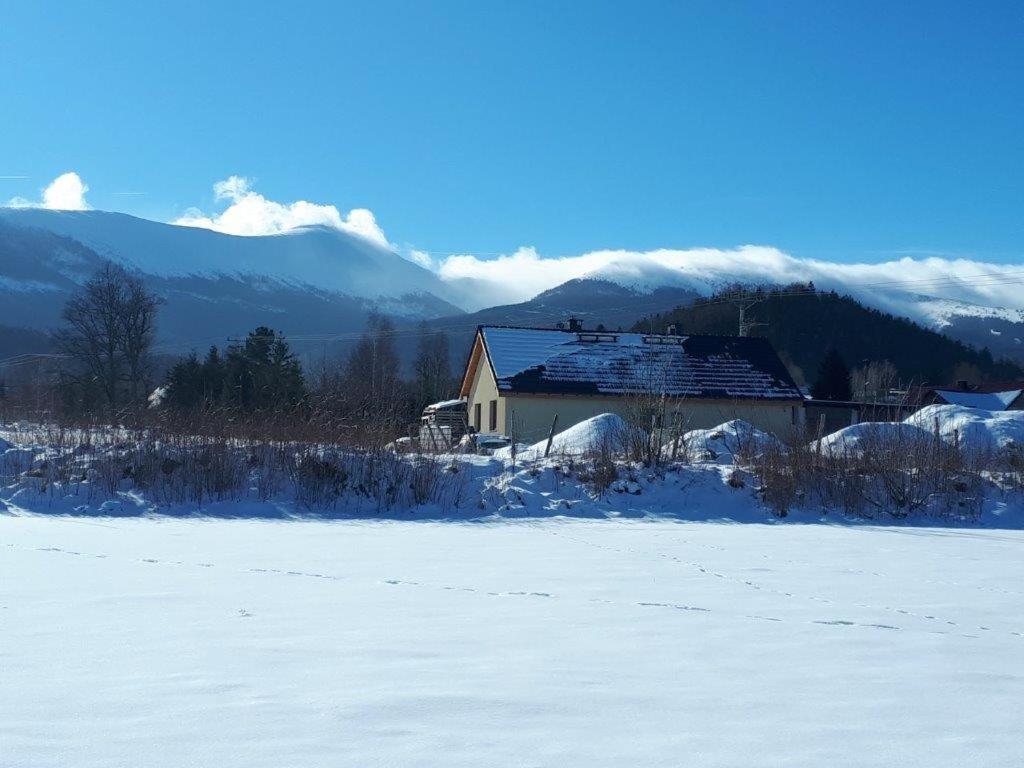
[[737, 298, 766, 337]]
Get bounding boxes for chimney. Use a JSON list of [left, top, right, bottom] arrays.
[[956, 379, 970, 391], [666, 323, 678, 335], [567, 316, 583, 332]]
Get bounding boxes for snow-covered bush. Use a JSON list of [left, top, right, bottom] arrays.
[[672, 420, 780, 465], [753, 417, 989, 522]]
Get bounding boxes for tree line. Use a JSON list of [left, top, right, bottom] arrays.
[[35, 264, 457, 438], [640, 283, 1023, 397]]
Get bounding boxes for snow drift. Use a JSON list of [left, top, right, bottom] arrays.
[[494, 413, 634, 461], [820, 405, 1024, 457], [675, 420, 780, 464], [905, 404, 1024, 453]]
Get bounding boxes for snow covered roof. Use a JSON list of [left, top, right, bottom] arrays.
[[476, 326, 802, 400], [423, 399, 466, 412], [933, 389, 1022, 410]]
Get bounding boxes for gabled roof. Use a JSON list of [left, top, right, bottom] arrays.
[[933, 389, 1023, 410], [471, 326, 802, 400]]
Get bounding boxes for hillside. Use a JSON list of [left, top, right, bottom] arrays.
[[0, 209, 463, 357], [638, 287, 1023, 386]]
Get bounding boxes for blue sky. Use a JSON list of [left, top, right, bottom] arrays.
[[1, 0, 1022, 264]]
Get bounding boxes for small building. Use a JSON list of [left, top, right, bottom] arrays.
[[419, 399, 468, 449], [459, 325, 804, 443], [907, 383, 1024, 412]]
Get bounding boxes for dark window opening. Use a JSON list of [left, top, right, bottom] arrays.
[[474, 402, 482, 431], [489, 400, 498, 432]]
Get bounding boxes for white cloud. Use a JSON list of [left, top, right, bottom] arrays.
[[406, 249, 434, 269], [174, 175, 389, 247], [436, 244, 1024, 316], [5, 171, 90, 210]]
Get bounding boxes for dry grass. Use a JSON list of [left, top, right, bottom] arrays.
[[1, 411, 468, 513]]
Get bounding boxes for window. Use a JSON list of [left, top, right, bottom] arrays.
[[489, 400, 498, 432], [474, 402, 481, 431]]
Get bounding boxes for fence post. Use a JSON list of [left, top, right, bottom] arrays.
[[543, 414, 559, 458]]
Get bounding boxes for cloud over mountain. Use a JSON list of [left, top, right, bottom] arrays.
[[5, 172, 90, 211], [173, 175, 389, 246], [434, 244, 1024, 316]]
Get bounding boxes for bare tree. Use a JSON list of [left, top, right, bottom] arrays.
[[54, 264, 161, 412], [120, 275, 161, 401], [851, 360, 900, 402], [413, 322, 453, 408]]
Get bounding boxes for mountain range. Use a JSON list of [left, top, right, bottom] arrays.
[[1, 207, 1023, 373]]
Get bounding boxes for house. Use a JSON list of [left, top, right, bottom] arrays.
[[907, 382, 1024, 412], [459, 325, 804, 443]]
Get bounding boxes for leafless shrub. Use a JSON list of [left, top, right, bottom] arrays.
[[751, 423, 989, 522], [0, 410, 469, 515], [575, 431, 620, 495]]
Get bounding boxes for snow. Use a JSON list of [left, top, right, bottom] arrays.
[[906, 404, 1024, 453], [3, 514, 1024, 768], [677, 419, 781, 464], [914, 297, 1024, 329], [817, 420, 935, 456], [818, 404, 1024, 457], [4, 415, 1024, 764], [423, 398, 465, 411], [494, 413, 631, 460], [933, 389, 1021, 410]]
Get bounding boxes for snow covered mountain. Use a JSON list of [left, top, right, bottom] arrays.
[[436, 244, 1024, 363], [0, 208, 462, 355], [3, 205, 1023, 366], [566, 253, 1024, 362]]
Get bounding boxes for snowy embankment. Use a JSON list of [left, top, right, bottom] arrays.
[[2, 407, 1024, 526], [3, 515, 1024, 767]]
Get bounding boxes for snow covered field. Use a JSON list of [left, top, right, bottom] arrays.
[[4, 515, 1023, 767]]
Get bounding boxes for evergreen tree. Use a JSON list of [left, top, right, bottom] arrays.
[[635, 285, 1023, 387], [223, 327, 305, 410], [811, 347, 853, 401], [164, 353, 205, 408], [161, 328, 305, 412], [200, 346, 225, 406]]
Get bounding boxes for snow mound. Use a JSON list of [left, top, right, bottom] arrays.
[[817, 421, 934, 456], [495, 413, 632, 460], [676, 420, 781, 464], [906, 404, 1024, 453], [819, 405, 1024, 456]]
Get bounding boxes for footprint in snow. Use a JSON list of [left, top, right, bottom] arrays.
[[638, 601, 710, 612]]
